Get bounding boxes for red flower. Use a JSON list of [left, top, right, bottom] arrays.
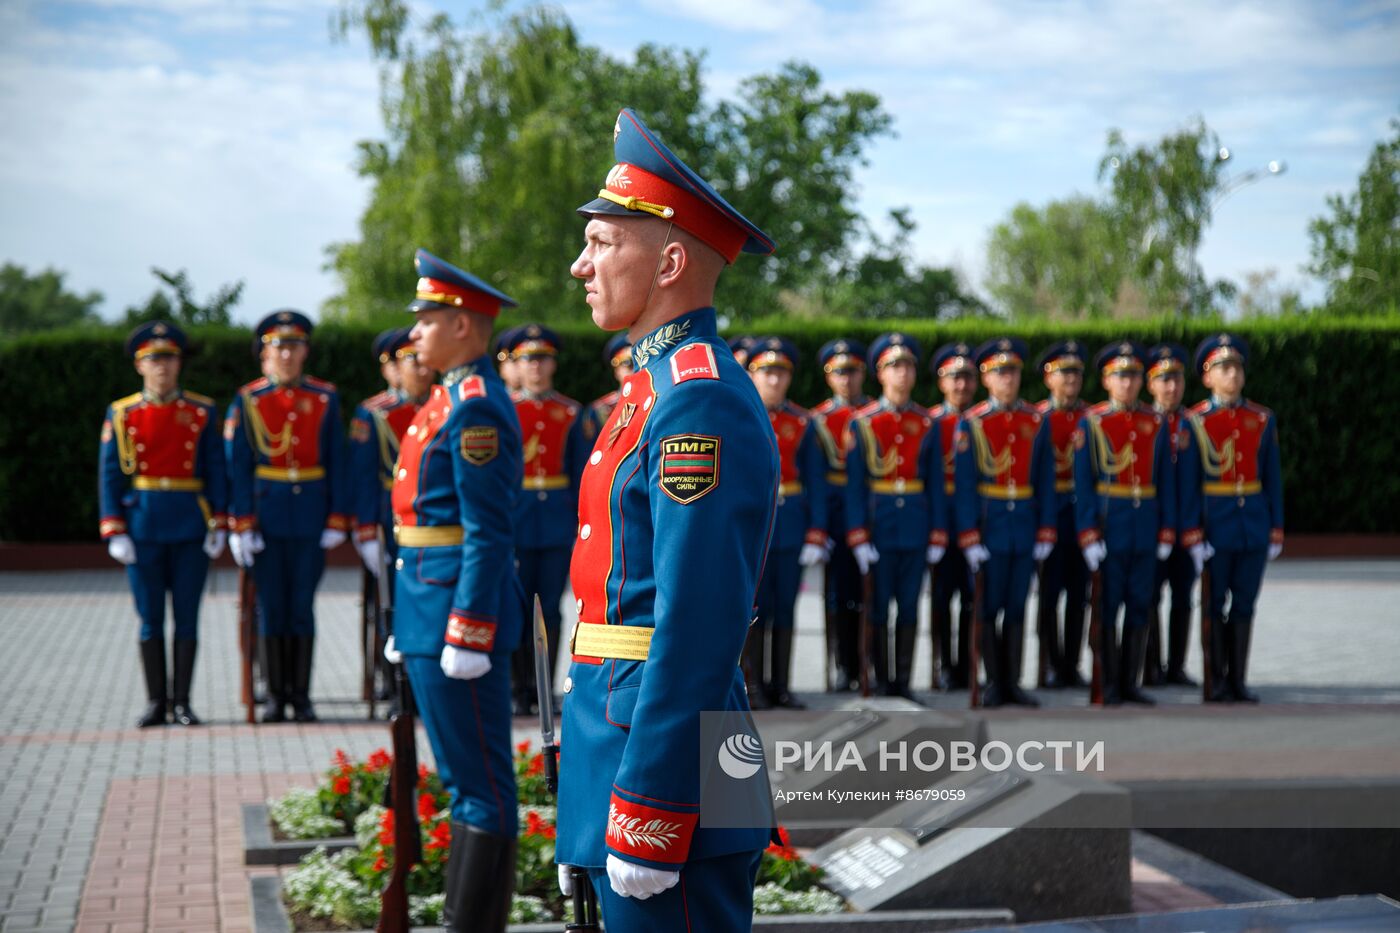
[[333, 748, 350, 770], [378, 809, 395, 847], [372, 852, 387, 872], [516, 740, 531, 757], [526, 753, 544, 777], [425, 821, 452, 851], [417, 762, 430, 788], [368, 748, 391, 771], [417, 793, 437, 822], [332, 776, 351, 796], [524, 810, 557, 839]]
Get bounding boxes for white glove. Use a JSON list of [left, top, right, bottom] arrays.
[[853, 542, 880, 575], [965, 543, 990, 574], [1032, 541, 1053, 563], [383, 636, 403, 665], [926, 545, 946, 565], [230, 530, 254, 567], [202, 529, 227, 559], [558, 863, 573, 896], [798, 543, 827, 567], [1082, 540, 1107, 573], [1189, 542, 1210, 575], [356, 536, 382, 575], [1267, 542, 1283, 562], [320, 528, 347, 550], [440, 645, 491, 681], [107, 534, 137, 566], [1156, 542, 1173, 561], [606, 854, 679, 900]]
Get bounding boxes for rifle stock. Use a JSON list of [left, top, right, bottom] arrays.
[[822, 563, 837, 692], [859, 571, 873, 698], [237, 569, 257, 725], [1200, 562, 1213, 702], [968, 568, 984, 709], [361, 567, 378, 718], [1089, 568, 1104, 706]]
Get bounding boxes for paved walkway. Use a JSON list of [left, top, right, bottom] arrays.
[[0, 560, 1396, 932]]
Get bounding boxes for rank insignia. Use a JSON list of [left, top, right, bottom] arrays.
[[659, 434, 719, 504], [461, 427, 499, 465]]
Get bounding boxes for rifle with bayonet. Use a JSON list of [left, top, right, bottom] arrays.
[[535, 596, 600, 932], [361, 563, 379, 719], [376, 534, 418, 933], [237, 568, 258, 725]]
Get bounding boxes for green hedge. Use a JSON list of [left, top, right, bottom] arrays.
[[2, 316, 1396, 541]]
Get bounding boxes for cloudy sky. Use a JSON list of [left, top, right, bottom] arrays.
[[2, 0, 1396, 324]]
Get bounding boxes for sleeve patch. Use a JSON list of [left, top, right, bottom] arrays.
[[460, 427, 499, 465], [457, 376, 486, 401], [658, 433, 719, 504], [350, 418, 371, 442], [669, 343, 719, 385]]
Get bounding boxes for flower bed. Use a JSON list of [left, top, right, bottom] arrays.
[[275, 744, 843, 929]]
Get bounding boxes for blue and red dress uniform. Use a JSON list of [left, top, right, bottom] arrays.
[[507, 324, 592, 714], [927, 342, 976, 691], [746, 337, 827, 708], [845, 333, 945, 698], [1182, 334, 1283, 703], [558, 108, 780, 931], [1034, 340, 1090, 688], [99, 322, 226, 725], [350, 329, 424, 555], [588, 333, 634, 431], [810, 338, 868, 691], [392, 250, 524, 929], [1072, 342, 1178, 705], [952, 337, 1057, 707], [1146, 343, 1198, 686]]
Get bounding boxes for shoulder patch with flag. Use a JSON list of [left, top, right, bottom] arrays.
[[461, 426, 498, 465], [658, 433, 719, 504]]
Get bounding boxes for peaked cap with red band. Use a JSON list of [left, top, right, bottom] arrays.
[[1194, 333, 1249, 375], [407, 248, 517, 317], [1147, 342, 1189, 380], [1095, 339, 1148, 376], [576, 108, 776, 263], [125, 320, 188, 360]]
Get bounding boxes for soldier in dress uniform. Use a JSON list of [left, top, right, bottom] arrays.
[[952, 338, 1056, 707], [927, 342, 977, 690], [727, 334, 756, 369], [845, 333, 945, 700], [507, 323, 592, 715], [556, 108, 780, 931], [100, 321, 227, 727], [1145, 343, 1198, 686], [225, 311, 350, 723], [373, 327, 404, 395], [810, 339, 868, 691], [1182, 334, 1283, 703], [1072, 342, 1186, 705], [391, 249, 524, 930], [1034, 340, 1089, 689], [494, 324, 522, 394], [588, 332, 634, 428], [745, 336, 828, 709]]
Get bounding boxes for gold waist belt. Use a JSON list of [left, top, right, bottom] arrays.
[[1204, 480, 1262, 496], [572, 622, 654, 661], [871, 478, 923, 494], [256, 465, 326, 483], [395, 525, 465, 547], [1097, 482, 1156, 499], [523, 475, 570, 491], [132, 476, 204, 492], [826, 472, 847, 487], [779, 481, 803, 497], [978, 483, 1031, 500], [1055, 480, 1074, 493]]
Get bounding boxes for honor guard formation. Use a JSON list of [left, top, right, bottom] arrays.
[[96, 108, 1285, 932]]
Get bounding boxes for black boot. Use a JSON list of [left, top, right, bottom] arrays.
[[1206, 617, 1231, 703], [137, 638, 168, 727], [1228, 619, 1260, 703], [171, 640, 202, 726], [932, 606, 952, 691], [1142, 610, 1165, 686], [290, 636, 318, 722], [979, 619, 1004, 708], [743, 627, 771, 710], [512, 643, 537, 717], [443, 822, 516, 933], [951, 602, 972, 689], [1120, 626, 1156, 705], [1099, 621, 1122, 706], [890, 625, 920, 702], [870, 625, 891, 695], [1037, 594, 1062, 689], [835, 606, 861, 692], [261, 636, 288, 722], [1165, 598, 1197, 686], [768, 628, 806, 708], [1003, 623, 1040, 707]]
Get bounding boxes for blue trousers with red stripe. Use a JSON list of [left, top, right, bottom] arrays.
[[405, 654, 518, 836], [586, 850, 761, 932], [127, 539, 209, 642]]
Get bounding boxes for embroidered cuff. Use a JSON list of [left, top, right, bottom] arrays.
[[1158, 529, 1177, 547], [326, 513, 351, 532], [1078, 528, 1102, 548], [846, 527, 870, 547], [1270, 528, 1284, 545], [1036, 526, 1057, 545], [355, 524, 378, 542], [230, 515, 256, 533], [1180, 528, 1203, 548], [99, 517, 127, 538], [605, 793, 698, 866], [957, 529, 981, 550], [804, 529, 828, 547], [928, 529, 949, 548], [446, 611, 496, 652], [209, 513, 227, 531]]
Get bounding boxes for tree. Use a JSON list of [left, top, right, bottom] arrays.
[[123, 268, 244, 327], [0, 263, 103, 335], [984, 118, 1237, 318], [326, 2, 892, 324], [1307, 116, 1400, 315], [1237, 268, 1306, 318]]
